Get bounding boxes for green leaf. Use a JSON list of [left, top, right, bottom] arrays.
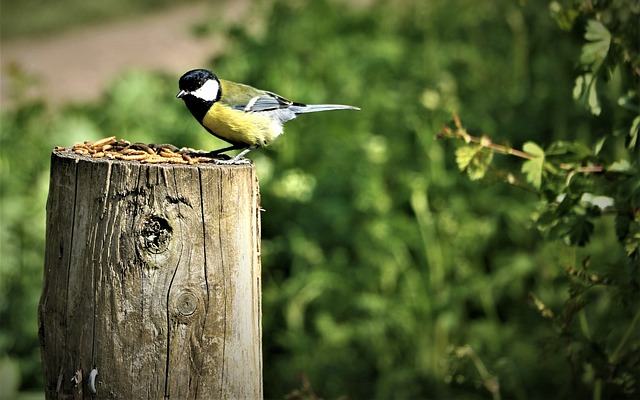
[[617, 92, 640, 113], [573, 74, 601, 115], [521, 141, 545, 189], [594, 137, 606, 155], [607, 159, 633, 173], [455, 145, 493, 180], [580, 20, 611, 67], [556, 193, 579, 216], [545, 141, 589, 157], [549, 1, 580, 31], [628, 115, 639, 150], [624, 234, 640, 259], [523, 141, 545, 157], [455, 145, 475, 171], [572, 20, 610, 116], [567, 215, 595, 246]]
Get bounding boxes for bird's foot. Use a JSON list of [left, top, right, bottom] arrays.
[[213, 156, 252, 165]]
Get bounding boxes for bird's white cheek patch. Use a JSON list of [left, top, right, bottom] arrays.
[[192, 79, 220, 102]]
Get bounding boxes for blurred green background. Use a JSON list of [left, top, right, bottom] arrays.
[[1, 0, 638, 399]]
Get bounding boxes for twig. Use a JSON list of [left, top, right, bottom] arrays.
[[439, 115, 605, 174]]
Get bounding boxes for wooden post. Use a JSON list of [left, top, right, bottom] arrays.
[[39, 150, 262, 399]]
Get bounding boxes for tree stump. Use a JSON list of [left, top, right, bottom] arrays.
[[39, 150, 262, 399]]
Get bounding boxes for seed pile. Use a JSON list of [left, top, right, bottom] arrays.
[[55, 136, 219, 165]]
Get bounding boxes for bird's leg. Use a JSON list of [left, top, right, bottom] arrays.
[[189, 144, 241, 158], [231, 144, 259, 162], [214, 144, 259, 165]]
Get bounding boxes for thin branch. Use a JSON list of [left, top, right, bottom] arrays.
[[462, 133, 537, 160], [560, 164, 604, 173], [439, 115, 605, 174]]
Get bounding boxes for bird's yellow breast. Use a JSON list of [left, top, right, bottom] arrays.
[[202, 103, 282, 147]]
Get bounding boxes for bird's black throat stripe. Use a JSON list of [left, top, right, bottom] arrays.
[[182, 96, 214, 124]]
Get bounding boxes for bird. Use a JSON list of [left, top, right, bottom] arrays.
[[176, 69, 360, 163]]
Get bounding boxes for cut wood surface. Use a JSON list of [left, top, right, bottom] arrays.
[[39, 150, 262, 399]]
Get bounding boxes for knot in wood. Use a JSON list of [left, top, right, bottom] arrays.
[[139, 216, 172, 254], [177, 292, 198, 316]]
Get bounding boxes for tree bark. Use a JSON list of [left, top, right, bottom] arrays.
[[39, 151, 262, 399]]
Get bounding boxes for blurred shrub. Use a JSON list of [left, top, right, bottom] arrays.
[[1, 0, 637, 399]]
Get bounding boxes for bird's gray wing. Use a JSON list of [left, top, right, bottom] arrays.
[[219, 80, 304, 123], [240, 90, 307, 113]]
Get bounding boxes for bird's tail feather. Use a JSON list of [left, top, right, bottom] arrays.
[[291, 104, 360, 114]]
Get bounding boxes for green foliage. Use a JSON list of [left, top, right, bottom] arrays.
[[1, 101, 52, 394], [456, 144, 494, 181], [1, 0, 639, 399], [573, 20, 611, 116], [521, 142, 545, 189], [440, 0, 640, 398]]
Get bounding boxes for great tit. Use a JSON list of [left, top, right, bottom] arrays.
[[176, 69, 360, 162]]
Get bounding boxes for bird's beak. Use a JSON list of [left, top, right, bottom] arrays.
[[176, 90, 188, 99]]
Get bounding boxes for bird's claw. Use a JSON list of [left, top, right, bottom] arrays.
[[213, 157, 251, 165]]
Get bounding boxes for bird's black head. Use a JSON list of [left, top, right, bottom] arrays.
[[176, 69, 221, 122], [176, 69, 221, 103]]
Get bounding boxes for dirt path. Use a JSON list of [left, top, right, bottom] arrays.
[[0, 1, 248, 108]]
